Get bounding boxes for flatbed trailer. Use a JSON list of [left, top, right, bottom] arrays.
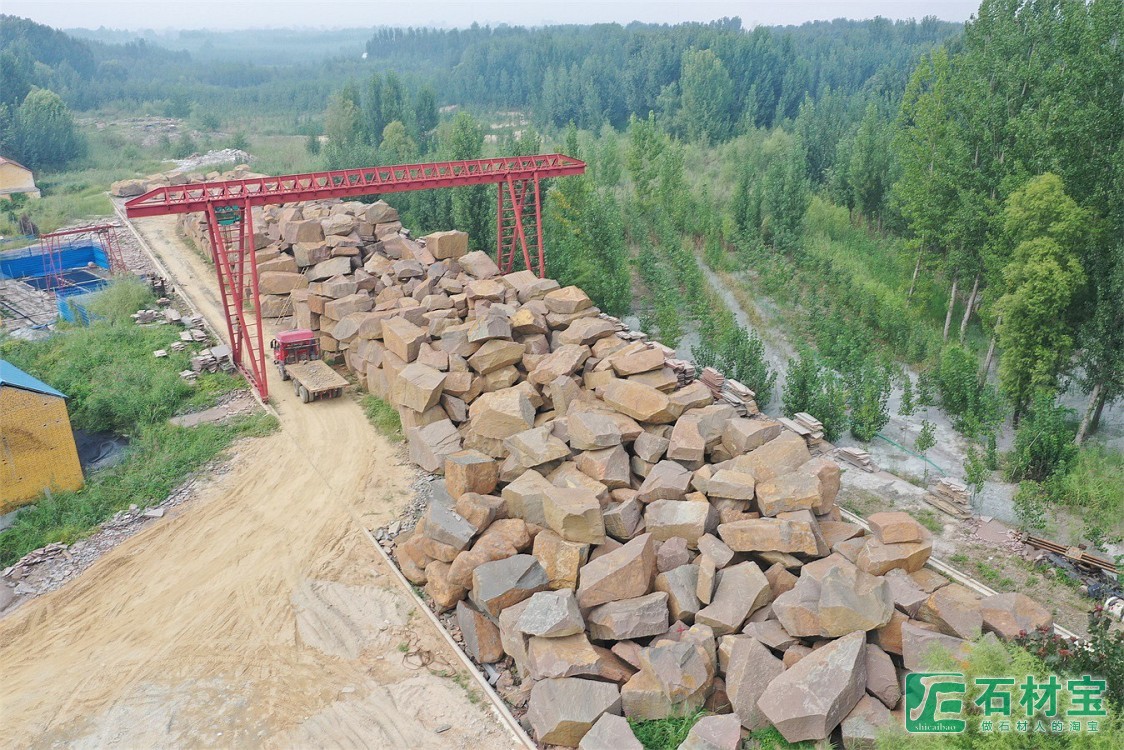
[[285, 360, 348, 403]]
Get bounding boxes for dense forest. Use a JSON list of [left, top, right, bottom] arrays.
[[1, 2, 1121, 545]]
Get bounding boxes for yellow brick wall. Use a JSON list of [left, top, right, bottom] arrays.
[[0, 386, 84, 512]]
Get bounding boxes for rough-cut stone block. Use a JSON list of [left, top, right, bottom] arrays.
[[526, 677, 621, 747], [575, 445, 631, 489], [530, 344, 591, 385], [424, 560, 466, 611], [817, 564, 895, 636], [755, 471, 821, 517], [656, 564, 701, 623], [519, 589, 585, 637], [706, 469, 756, 502], [382, 317, 427, 362], [457, 599, 504, 663], [864, 643, 901, 709], [717, 518, 820, 556], [645, 499, 715, 548], [678, 714, 741, 750], [471, 554, 549, 617], [882, 568, 929, 617], [917, 583, 982, 640], [588, 592, 670, 641], [444, 449, 498, 500], [425, 230, 468, 259], [757, 630, 868, 743], [406, 419, 462, 473], [727, 636, 784, 730], [544, 286, 593, 314], [469, 387, 535, 439], [259, 271, 309, 295], [532, 529, 590, 591], [423, 502, 477, 551], [602, 379, 678, 424], [396, 362, 447, 413], [633, 431, 669, 463], [855, 536, 932, 575], [697, 534, 735, 568], [979, 592, 1053, 640], [503, 469, 554, 526], [722, 418, 782, 455], [695, 561, 771, 635], [467, 339, 525, 374], [604, 497, 644, 541], [641, 640, 714, 705], [576, 534, 657, 609], [569, 412, 623, 450], [841, 695, 893, 750], [733, 431, 811, 483], [868, 511, 925, 544], [578, 713, 642, 750], [637, 461, 693, 503], [901, 619, 972, 672], [507, 425, 571, 470], [544, 487, 606, 545]]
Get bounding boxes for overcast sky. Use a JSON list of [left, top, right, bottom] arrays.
[[6, 0, 979, 31]]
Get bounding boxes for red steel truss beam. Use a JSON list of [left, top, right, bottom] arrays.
[[124, 154, 586, 218], [123, 154, 585, 401]]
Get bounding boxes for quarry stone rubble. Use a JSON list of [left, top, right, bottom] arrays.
[[191, 193, 1055, 748]]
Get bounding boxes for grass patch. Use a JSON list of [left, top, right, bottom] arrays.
[[449, 671, 483, 705], [0, 413, 277, 565], [914, 509, 944, 534], [747, 726, 818, 749], [0, 277, 278, 566], [361, 394, 403, 442], [629, 711, 705, 750]]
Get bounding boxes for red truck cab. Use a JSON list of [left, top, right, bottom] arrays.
[[270, 328, 319, 380]]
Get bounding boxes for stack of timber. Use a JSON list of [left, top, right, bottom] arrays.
[[926, 477, 971, 519], [836, 446, 875, 472]]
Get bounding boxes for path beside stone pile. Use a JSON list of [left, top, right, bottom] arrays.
[[0, 213, 518, 749]]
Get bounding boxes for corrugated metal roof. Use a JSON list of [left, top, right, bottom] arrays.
[[0, 359, 66, 398]]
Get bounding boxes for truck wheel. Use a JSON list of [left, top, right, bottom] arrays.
[[299, 386, 311, 403]]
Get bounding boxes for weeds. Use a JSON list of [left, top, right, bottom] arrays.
[[0, 413, 277, 565], [629, 711, 705, 750], [361, 395, 403, 442], [914, 509, 944, 534]]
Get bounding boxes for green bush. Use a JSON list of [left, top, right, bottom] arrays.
[[692, 320, 776, 408], [1006, 395, 1078, 482], [782, 347, 848, 441]]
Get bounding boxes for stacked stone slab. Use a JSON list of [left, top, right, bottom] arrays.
[[233, 197, 1054, 749]]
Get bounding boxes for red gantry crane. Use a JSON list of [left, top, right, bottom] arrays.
[[124, 153, 586, 400]]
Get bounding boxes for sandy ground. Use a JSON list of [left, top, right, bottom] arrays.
[[0, 213, 517, 750]]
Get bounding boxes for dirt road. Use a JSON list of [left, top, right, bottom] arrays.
[[0, 215, 517, 749]]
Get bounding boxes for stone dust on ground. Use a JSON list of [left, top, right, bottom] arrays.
[[0, 212, 517, 749]]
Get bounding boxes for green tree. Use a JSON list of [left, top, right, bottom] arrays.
[[848, 358, 892, 442], [378, 120, 417, 165], [544, 174, 630, 316], [10, 88, 85, 170], [446, 111, 492, 251], [322, 89, 369, 169], [692, 318, 776, 408], [762, 138, 809, 252], [916, 420, 936, 454], [782, 347, 847, 441], [678, 47, 734, 143], [413, 85, 438, 147], [892, 49, 964, 299], [1007, 394, 1078, 483], [995, 174, 1087, 422], [847, 103, 893, 228], [626, 112, 665, 209]]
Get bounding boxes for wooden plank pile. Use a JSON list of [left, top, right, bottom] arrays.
[[925, 477, 971, 519], [836, 446, 874, 472]]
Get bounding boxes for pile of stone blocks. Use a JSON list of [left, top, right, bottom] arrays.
[[214, 196, 1056, 748], [111, 163, 266, 199]]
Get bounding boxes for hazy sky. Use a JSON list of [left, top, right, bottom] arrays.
[[6, 0, 980, 31]]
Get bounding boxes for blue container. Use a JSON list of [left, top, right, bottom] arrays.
[[0, 243, 110, 281]]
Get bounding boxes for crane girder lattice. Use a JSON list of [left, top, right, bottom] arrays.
[[124, 153, 586, 400]]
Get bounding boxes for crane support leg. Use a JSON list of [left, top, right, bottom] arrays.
[[205, 201, 269, 400]]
